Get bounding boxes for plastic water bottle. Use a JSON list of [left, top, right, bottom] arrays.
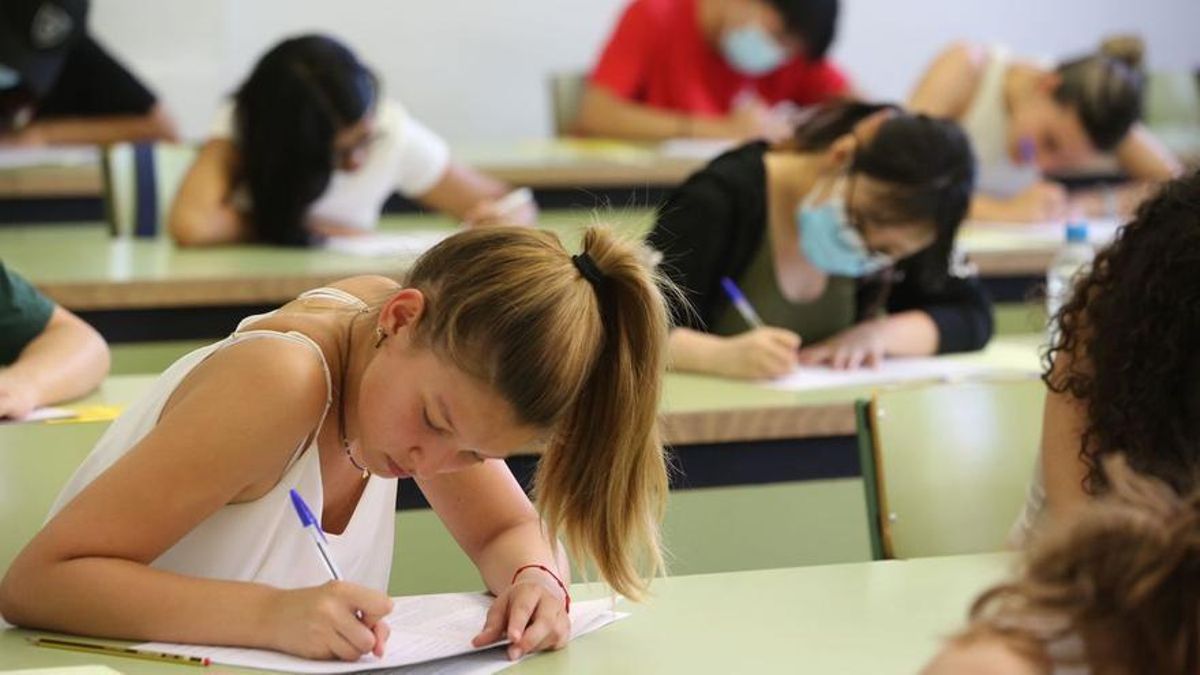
[[1046, 221, 1094, 341]]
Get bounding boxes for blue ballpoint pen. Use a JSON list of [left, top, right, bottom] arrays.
[[289, 488, 345, 581], [720, 277, 764, 329]]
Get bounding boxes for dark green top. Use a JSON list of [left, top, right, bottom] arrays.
[[710, 232, 857, 341], [0, 262, 55, 364]]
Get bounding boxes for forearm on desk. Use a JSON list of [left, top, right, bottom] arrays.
[[0, 556, 279, 648], [878, 311, 940, 357], [2, 308, 110, 407], [471, 519, 570, 596]]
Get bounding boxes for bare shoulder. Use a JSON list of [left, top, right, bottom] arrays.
[[909, 42, 990, 118], [327, 276, 403, 302], [161, 335, 330, 462], [922, 637, 1041, 675]]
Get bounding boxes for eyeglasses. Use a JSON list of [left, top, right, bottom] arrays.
[[841, 173, 897, 273]]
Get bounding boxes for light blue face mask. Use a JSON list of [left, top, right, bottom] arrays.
[[796, 178, 892, 278], [0, 65, 20, 90], [720, 24, 787, 76]]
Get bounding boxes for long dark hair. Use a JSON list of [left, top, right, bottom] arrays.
[[782, 101, 977, 289], [1043, 171, 1200, 495], [234, 34, 378, 246]]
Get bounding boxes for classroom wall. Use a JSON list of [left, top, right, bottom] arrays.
[[90, 0, 1199, 144]]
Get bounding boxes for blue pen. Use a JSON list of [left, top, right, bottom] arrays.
[[289, 488, 345, 581], [720, 277, 764, 329]]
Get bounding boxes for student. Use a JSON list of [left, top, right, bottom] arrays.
[[168, 34, 535, 247], [0, 226, 670, 663], [924, 458, 1200, 675], [909, 39, 1182, 222], [648, 102, 990, 380], [0, 262, 110, 419], [1011, 171, 1200, 545], [577, 0, 850, 141], [0, 0, 177, 146]]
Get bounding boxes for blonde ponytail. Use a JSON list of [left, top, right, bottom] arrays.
[[404, 224, 674, 599]]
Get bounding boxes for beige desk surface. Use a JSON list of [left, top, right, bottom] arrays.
[[5, 207, 1098, 312], [8, 334, 1041, 447], [0, 552, 1013, 674], [0, 138, 706, 199]]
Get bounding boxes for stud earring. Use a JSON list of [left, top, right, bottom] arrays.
[[374, 326, 388, 348]]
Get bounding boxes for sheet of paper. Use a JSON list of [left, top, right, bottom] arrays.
[[0, 407, 77, 424], [323, 231, 450, 258], [137, 593, 625, 674], [0, 146, 101, 170], [764, 357, 1013, 392]]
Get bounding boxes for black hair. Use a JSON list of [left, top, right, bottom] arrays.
[[234, 34, 378, 246], [784, 101, 977, 288], [763, 0, 839, 60], [1044, 171, 1200, 496], [1053, 51, 1143, 152]]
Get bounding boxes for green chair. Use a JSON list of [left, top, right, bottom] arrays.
[[547, 72, 587, 137], [856, 377, 1045, 560], [101, 142, 196, 238]]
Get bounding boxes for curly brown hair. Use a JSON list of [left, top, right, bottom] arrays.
[[1043, 171, 1200, 495], [953, 457, 1200, 674]]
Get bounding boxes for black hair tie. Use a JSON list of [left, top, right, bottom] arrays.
[[571, 252, 605, 288]]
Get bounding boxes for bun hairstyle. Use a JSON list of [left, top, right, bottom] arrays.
[[404, 225, 678, 599], [1053, 35, 1146, 152]]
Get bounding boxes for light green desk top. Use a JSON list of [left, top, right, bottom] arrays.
[[4, 206, 1103, 312], [6, 333, 1042, 447], [0, 211, 652, 311], [0, 552, 1013, 674]]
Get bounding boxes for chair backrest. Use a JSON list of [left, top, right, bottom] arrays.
[[547, 72, 587, 137], [101, 142, 197, 238], [857, 377, 1046, 559]]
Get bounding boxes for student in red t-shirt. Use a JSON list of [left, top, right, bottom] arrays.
[[576, 0, 850, 141]]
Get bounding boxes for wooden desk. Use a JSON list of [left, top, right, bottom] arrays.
[[0, 552, 1014, 674], [37, 333, 1042, 448], [5, 212, 1092, 320]]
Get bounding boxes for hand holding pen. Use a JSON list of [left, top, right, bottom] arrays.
[[274, 489, 393, 661], [718, 277, 802, 379]]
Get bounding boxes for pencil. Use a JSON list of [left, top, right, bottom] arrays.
[[28, 636, 211, 667]]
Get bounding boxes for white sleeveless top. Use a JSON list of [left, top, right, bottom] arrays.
[[47, 288, 398, 592], [960, 46, 1041, 199]]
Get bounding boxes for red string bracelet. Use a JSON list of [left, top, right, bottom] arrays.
[[511, 564, 571, 613]]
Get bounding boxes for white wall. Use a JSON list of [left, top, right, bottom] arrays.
[[89, 0, 1200, 143]]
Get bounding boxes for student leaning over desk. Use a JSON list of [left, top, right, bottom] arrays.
[[168, 34, 535, 248], [0, 226, 670, 663], [649, 102, 992, 380], [1010, 170, 1200, 547], [0, 0, 178, 147], [908, 37, 1182, 223], [0, 261, 109, 419], [577, 0, 850, 142]]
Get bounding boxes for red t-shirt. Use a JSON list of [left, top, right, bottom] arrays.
[[589, 0, 849, 117]]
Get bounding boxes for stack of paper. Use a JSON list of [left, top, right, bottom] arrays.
[[137, 592, 626, 674]]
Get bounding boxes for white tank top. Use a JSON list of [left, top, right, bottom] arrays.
[[47, 288, 398, 592], [960, 46, 1040, 199]]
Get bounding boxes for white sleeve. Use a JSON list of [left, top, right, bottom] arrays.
[[208, 100, 236, 140], [391, 107, 451, 197]]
